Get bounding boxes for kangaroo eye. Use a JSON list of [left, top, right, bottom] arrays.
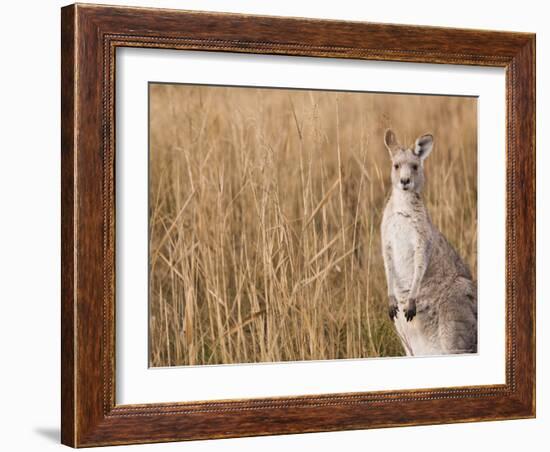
[[394, 163, 400, 170], [412, 164, 418, 171]]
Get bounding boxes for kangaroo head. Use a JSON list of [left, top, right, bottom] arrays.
[[384, 129, 433, 194]]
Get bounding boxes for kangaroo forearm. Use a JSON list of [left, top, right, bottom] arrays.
[[409, 264, 427, 299], [382, 251, 396, 296], [409, 243, 432, 299], [386, 273, 395, 297]]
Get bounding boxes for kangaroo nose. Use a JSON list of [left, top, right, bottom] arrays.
[[401, 178, 410, 185]]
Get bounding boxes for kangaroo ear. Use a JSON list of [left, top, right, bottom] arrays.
[[384, 129, 400, 157], [414, 134, 433, 160]]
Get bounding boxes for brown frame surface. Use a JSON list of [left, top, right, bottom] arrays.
[[61, 3, 536, 447]]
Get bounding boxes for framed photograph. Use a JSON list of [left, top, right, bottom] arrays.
[[61, 3, 535, 447]]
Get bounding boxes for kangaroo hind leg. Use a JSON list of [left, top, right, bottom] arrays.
[[437, 281, 477, 354]]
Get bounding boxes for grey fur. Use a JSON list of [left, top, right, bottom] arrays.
[[381, 129, 477, 356]]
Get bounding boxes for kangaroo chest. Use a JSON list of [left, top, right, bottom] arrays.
[[385, 212, 418, 295]]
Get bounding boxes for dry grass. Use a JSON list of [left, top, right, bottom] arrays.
[[148, 83, 477, 367]]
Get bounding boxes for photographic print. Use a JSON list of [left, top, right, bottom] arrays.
[[148, 83, 478, 367], [61, 6, 535, 444]]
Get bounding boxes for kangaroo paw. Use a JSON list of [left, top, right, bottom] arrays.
[[388, 296, 399, 321], [389, 304, 399, 321], [405, 299, 417, 322]]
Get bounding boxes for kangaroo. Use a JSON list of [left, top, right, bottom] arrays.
[[381, 129, 477, 356]]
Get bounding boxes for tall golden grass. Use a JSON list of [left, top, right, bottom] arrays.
[[148, 83, 477, 367]]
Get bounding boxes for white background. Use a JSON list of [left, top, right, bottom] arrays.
[[0, 1, 545, 451], [117, 50, 505, 404]]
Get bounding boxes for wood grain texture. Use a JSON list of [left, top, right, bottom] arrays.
[[60, 3, 536, 447], [60, 5, 76, 446]]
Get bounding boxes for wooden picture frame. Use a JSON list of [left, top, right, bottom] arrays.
[[61, 3, 535, 447]]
